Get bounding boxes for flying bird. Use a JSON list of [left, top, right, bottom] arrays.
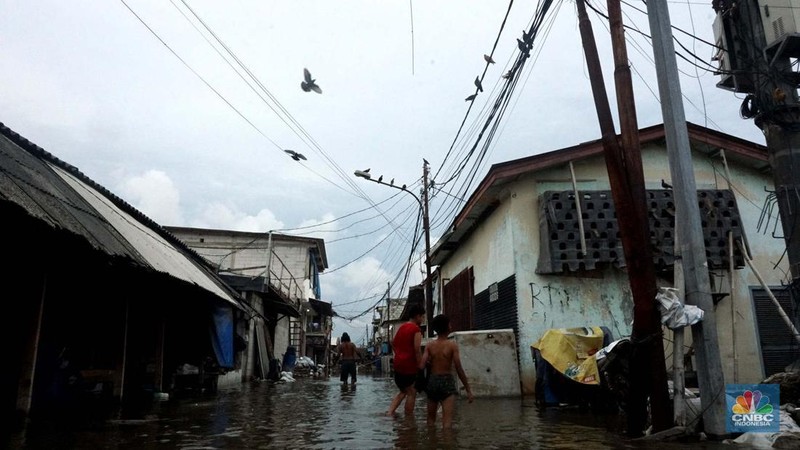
[[661, 179, 673, 190], [465, 94, 477, 102], [483, 54, 495, 64], [474, 76, 483, 92], [300, 68, 322, 94], [284, 149, 307, 161]]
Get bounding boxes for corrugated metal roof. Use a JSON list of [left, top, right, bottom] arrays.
[[0, 122, 240, 307]]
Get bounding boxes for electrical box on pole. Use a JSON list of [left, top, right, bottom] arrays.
[[713, 0, 800, 286]]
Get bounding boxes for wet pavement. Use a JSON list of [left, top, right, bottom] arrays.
[[8, 374, 734, 449]]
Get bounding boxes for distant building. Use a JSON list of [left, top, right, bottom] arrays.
[[166, 227, 330, 384]]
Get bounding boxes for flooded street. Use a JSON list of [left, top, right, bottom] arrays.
[[9, 375, 732, 449]]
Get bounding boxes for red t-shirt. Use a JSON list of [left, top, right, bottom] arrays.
[[392, 322, 421, 375]]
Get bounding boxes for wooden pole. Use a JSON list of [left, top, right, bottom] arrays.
[[673, 220, 685, 426], [720, 150, 738, 382], [577, 0, 671, 434], [569, 161, 587, 256], [737, 239, 800, 345]]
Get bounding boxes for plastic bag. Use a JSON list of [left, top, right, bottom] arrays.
[[656, 287, 704, 329]]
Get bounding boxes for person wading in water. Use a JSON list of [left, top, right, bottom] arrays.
[[338, 332, 358, 386], [386, 304, 425, 416], [419, 314, 473, 428]]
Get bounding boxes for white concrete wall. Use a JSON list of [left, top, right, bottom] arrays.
[[450, 329, 521, 397]]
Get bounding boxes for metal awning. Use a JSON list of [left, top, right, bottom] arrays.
[[309, 298, 333, 317]]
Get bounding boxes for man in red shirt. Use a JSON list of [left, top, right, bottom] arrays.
[[386, 304, 426, 416]]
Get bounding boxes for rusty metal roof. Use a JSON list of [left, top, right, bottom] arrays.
[[0, 122, 241, 307]]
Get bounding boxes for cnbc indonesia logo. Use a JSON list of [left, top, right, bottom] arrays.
[[730, 390, 774, 428]]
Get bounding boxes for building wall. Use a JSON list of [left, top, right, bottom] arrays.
[[167, 229, 322, 375], [274, 317, 290, 363], [440, 142, 789, 395]]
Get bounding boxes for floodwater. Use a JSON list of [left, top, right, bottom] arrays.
[[7, 374, 733, 449]]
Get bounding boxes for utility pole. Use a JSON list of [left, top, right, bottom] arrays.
[[647, 0, 727, 436], [576, 0, 670, 434], [422, 160, 434, 337], [354, 160, 435, 337], [607, 0, 671, 432], [715, 2, 800, 290]]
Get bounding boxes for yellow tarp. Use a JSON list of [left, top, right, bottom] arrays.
[[531, 327, 605, 385]]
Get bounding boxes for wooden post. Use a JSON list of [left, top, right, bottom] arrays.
[[578, 0, 671, 433], [673, 221, 685, 426], [569, 161, 587, 256]]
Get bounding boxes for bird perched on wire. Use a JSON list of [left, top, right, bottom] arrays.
[[378, 175, 383, 183], [465, 94, 477, 102], [483, 54, 495, 64], [390, 178, 394, 185], [300, 68, 322, 94], [502, 70, 513, 79], [363, 168, 371, 173], [522, 29, 533, 44], [474, 76, 483, 92], [284, 149, 307, 161], [661, 179, 673, 190]]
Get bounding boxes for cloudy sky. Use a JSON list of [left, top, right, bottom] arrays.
[[1, 0, 763, 344]]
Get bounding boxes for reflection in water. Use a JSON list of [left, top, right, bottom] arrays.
[[10, 376, 733, 449]]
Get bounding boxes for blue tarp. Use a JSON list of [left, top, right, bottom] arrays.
[[210, 303, 234, 369]]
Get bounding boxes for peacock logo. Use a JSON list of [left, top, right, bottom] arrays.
[[726, 384, 779, 432], [731, 390, 773, 415]]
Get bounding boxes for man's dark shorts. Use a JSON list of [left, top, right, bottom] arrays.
[[340, 360, 357, 383], [394, 372, 416, 391]]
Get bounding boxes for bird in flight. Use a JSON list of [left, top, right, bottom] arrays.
[[301, 68, 322, 94], [484, 54, 495, 64], [474, 76, 483, 92], [284, 149, 307, 161]]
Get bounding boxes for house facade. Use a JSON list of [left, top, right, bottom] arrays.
[[430, 123, 794, 395], [165, 227, 330, 383]]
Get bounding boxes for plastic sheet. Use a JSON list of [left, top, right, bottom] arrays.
[[656, 287, 704, 329]]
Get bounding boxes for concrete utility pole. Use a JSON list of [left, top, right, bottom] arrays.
[[355, 161, 434, 337], [647, 0, 727, 436], [724, 1, 800, 286], [576, 0, 670, 434], [422, 160, 434, 337]]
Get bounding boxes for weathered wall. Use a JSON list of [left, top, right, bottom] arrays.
[[438, 141, 789, 395], [450, 329, 521, 397], [439, 195, 516, 292]]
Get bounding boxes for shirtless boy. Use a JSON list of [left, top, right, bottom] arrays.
[[418, 314, 474, 428]]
